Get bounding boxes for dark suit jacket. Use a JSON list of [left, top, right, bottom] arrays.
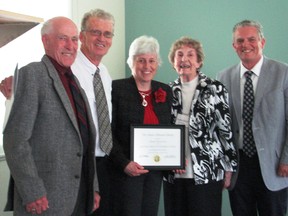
[[109, 76, 172, 171], [3, 55, 98, 215], [218, 56, 288, 191]]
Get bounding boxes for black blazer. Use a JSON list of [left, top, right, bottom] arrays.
[[109, 76, 172, 171]]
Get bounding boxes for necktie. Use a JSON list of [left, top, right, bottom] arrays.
[[66, 69, 89, 155], [93, 67, 113, 155], [242, 71, 257, 157]]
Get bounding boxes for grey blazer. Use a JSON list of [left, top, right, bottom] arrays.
[[217, 56, 288, 191], [3, 55, 98, 215]]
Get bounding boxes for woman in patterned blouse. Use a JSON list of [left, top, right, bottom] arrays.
[[163, 36, 237, 216]]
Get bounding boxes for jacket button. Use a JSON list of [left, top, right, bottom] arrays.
[[74, 175, 80, 179], [77, 152, 82, 157]]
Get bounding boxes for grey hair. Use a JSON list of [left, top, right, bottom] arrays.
[[127, 35, 162, 69], [80, 9, 115, 31], [233, 19, 264, 40], [41, 16, 74, 36], [41, 17, 56, 36]]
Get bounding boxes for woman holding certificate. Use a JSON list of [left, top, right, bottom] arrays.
[[163, 36, 237, 216], [109, 35, 172, 216]]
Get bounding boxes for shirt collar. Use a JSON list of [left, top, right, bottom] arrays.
[[47, 55, 69, 75], [78, 50, 102, 75], [240, 55, 264, 78]]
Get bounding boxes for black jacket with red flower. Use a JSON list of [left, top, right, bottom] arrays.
[[109, 76, 172, 171]]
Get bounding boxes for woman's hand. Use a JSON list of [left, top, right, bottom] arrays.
[[223, 171, 232, 189], [173, 159, 187, 175], [124, 161, 149, 177], [173, 169, 186, 175]]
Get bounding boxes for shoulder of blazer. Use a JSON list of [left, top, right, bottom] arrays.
[[151, 80, 170, 89], [19, 55, 60, 86], [219, 63, 240, 77], [112, 76, 136, 89], [218, 64, 240, 88], [262, 56, 288, 71], [112, 77, 140, 103], [41, 55, 62, 81]]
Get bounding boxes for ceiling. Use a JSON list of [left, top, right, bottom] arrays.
[[0, 10, 43, 48]]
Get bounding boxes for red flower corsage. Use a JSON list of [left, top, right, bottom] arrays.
[[154, 87, 167, 103]]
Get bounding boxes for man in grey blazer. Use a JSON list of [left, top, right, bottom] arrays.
[[3, 17, 100, 215], [218, 20, 288, 216]]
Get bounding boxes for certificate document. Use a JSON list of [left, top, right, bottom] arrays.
[[131, 125, 185, 170]]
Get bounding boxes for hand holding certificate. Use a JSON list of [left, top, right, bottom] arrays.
[[131, 125, 185, 170]]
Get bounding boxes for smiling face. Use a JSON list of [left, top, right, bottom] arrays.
[[80, 17, 114, 65], [233, 26, 265, 69], [42, 17, 79, 67], [132, 53, 158, 86], [173, 45, 202, 82]]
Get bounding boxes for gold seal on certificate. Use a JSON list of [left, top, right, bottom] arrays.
[[130, 124, 185, 170], [154, 155, 160, 162]]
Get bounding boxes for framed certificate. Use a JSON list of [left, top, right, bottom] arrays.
[[130, 124, 185, 170]]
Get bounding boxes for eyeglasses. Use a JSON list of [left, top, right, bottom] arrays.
[[84, 29, 114, 38]]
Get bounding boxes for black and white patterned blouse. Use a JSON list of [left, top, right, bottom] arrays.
[[169, 71, 237, 185]]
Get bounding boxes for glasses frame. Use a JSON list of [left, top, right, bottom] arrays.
[[84, 29, 114, 38]]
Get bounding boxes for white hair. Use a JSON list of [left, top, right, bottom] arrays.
[[126, 35, 162, 69]]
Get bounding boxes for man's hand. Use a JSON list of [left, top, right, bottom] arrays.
[[277, 164, 288, 177], [124, 161, 149, 177], [25, 195, 49, 214], [0, 76, 13, 99], [93, 192, 101, 211]]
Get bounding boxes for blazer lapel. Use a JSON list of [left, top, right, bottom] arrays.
[[129, 77, 145, 122], [231, 64, 242, 127], [42, 56, 79, 132], [254, 57, 270, 112]]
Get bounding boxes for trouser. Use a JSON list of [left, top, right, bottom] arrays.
[[163, 178, 223, 216], [89, 156, 111, 216], [229, 151, 288, 216], [110, 170, 163, 216]]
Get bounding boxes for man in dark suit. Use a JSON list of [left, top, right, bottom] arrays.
[[3, 16, 100, 216], [218, 19, 288, 216]]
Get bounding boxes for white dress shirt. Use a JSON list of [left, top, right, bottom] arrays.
[[238, 55, 263, 149], [72, 50, 112, 157]]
